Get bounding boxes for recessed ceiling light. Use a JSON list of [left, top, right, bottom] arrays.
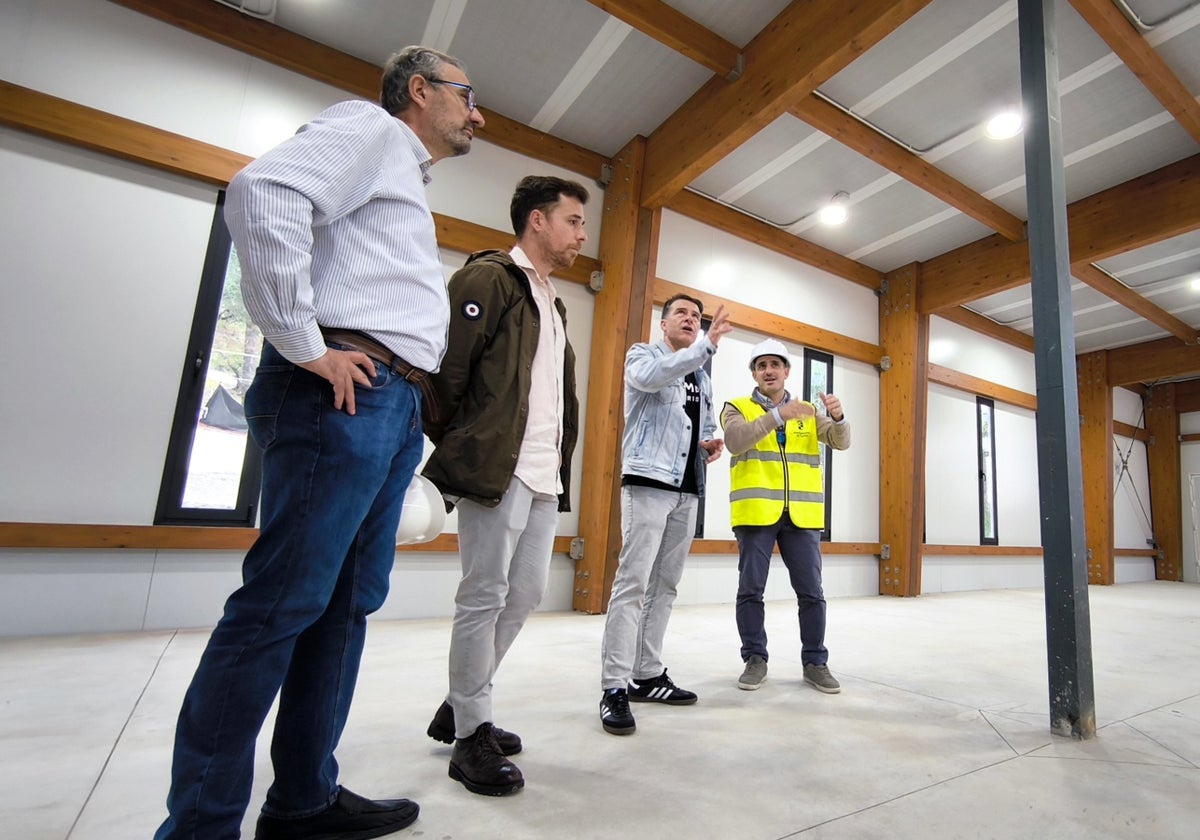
[[1190, 276, 1200, 292], [818, 192, 849, 225], [984, 110, 1023, 140]]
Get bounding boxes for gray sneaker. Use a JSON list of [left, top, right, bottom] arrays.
[[737, 655, 768, 691], [803, 663, 841, 694]]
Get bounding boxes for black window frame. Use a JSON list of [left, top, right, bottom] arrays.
[[802, 348, 834, 541], [976, 396, 999, 545], [154, 193, 262, 526]]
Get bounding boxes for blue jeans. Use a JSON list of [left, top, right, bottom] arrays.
[[156, 342, 424, 839], [734, 517, 828, 666]]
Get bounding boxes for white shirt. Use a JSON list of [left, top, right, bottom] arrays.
[[510, 245, 566, 496], [224, 100, 449, 372]]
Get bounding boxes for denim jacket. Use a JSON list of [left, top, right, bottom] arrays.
[[621, 337, 718, 496]]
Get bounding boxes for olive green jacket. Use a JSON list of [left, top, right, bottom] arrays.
[[422, 249, 579, 510]]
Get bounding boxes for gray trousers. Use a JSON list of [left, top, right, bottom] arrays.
[[448, 477, 558, 738], [600, 484, 698, 689]]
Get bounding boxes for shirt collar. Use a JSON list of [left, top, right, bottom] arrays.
[[510, 245, 555, 291], [751, 388, 790, 409], [392, 116, 434, 184]]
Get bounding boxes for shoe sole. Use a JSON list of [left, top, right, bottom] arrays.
[[427, 721, 522, 756], [255, 806, 419, 840], [737, 678, 765, 691], [804, 677, 841, 694], [448, 763, 524, 796], [602, 721, 636, 735]]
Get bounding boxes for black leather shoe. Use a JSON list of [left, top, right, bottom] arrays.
[[448, 722, 525, 796], [254, 786, 418, 839], [427, 700, 523, 755]]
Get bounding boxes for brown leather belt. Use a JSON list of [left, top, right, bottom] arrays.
[[319, 327, 444, 425], [319, 327, 429, 382]]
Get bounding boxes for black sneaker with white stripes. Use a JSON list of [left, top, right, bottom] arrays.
[[627, 669, 698, 705], [599, 688, 636, 735]]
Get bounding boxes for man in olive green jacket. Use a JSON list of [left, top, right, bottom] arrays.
[[422, 176, 586, 797]]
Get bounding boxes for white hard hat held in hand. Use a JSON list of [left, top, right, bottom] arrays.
[[395, 474, 446, 546]]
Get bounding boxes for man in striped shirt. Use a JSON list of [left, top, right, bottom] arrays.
[[156, 46, 483, 840]]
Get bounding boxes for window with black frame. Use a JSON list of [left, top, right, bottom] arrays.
[[802, 348, 834, 541], [155, 193, 263, 526], [976, 396, 999, 545]]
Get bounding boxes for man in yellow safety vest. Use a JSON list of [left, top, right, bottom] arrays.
[[721, 338, 851, 694]]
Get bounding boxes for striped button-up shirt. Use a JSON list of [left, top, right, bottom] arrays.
[[225, 99, 449, 372]]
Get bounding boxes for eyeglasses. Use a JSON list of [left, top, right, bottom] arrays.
[[427, 78, 477, 112]]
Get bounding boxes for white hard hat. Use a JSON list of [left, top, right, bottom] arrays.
[[395, 474, 447, 546], [749, 338, 790, 369]]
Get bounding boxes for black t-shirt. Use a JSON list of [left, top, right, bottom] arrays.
[[623, 372, 702, 494]]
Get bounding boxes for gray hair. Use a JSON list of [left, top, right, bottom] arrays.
[[380, 46, 466, 115]]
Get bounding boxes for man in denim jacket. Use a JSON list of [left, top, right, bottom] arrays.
[[598, 293, 732, 735]]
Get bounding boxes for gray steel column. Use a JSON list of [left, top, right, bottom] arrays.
[[1016, 0, 1096, 739]]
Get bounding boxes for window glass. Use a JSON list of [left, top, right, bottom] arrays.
[[803, 348, 834, 541], [156, 194, 262, 525], [977, 397, 998, 545]]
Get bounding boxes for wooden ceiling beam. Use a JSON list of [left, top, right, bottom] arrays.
[[920, 152, 1200, 312], [640, 0, 935, 209], [105, 0, 608, 180], [0, 80, 247, 185], [1071, 262, 1199, 344], [1068, 0, 1200, 145], [790, 96, 1026, 242], [1, 80, 598, 288], [1107, 336, 1200, 386], [935, 307, 1035, 353], [665, 190, 884, 290], [585, 0, 742, 79], [1175, 378, 1200, 413]]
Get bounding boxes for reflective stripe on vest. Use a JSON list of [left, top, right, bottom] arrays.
[[727, 396, 824, 528]]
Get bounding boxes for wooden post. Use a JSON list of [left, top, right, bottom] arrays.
[[1077, 351, 1113, 584], [877, 263, 927, 596], [574, 138, 651, 613], [1145, 383, 1182, 580]]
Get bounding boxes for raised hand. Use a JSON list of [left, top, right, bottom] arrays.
[[818, 391, 844, 422]]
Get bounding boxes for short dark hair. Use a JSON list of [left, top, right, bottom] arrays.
[[662, 293, 704, 318], [380, 46, 466, 115], [510, 176, 590, 237]]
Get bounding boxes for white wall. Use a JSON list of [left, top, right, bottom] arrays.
[[921, 317, 1158, 591], [1180, 413, 1200, 584]]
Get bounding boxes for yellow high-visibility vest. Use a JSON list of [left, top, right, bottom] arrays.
[[725, 396, 824, 528]]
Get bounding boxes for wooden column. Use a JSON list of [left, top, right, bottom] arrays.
[[1145, 383, 1183, 580], [878, 263, 928, 596], [574, 138, 651, 613], [1077, 351, 1114, 584]]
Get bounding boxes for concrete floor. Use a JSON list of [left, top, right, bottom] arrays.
[[3, 581, 1199, 839]]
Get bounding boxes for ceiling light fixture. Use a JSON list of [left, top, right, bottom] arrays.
[[818, 192, 849, 226], [984, 110, 1023, 140], [1190, 276, 1200, 292]]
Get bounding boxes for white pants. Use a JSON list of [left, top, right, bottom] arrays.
[[600, 484, 698, 689], [448, 477, 558, 737]]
